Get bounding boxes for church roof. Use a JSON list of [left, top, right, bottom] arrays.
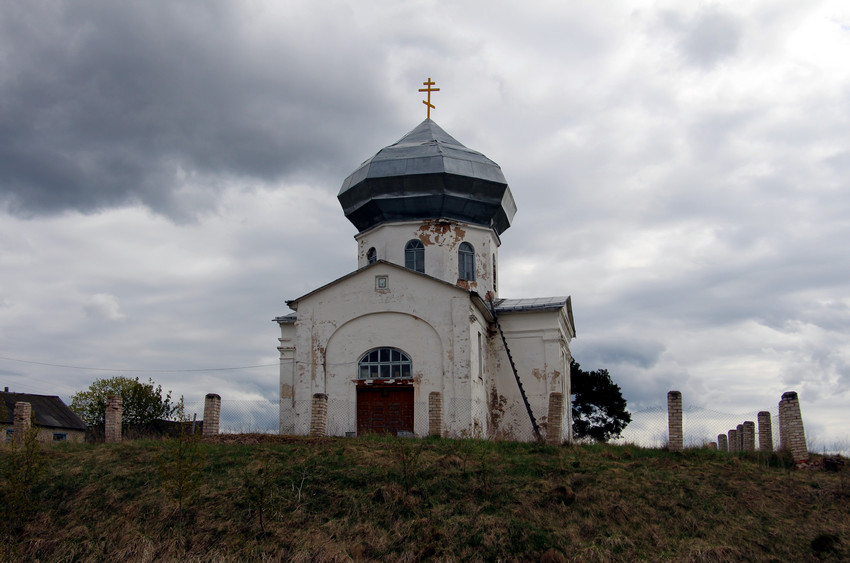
[[493, 297, 570, 313], [278, 260, 470, 315], [338, 119, 517, 235]]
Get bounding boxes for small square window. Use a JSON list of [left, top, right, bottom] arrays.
[[375, 275, 389, 290], [53, 433, 67, 441]]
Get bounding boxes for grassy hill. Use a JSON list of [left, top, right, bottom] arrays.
[[2, 434, 849, 561]]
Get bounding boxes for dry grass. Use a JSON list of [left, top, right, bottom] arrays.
[[1, 436, 848, 561]]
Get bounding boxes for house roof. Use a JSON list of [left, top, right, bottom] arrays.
[[337, 119, 517, 235], [1, 392, 87, 430]]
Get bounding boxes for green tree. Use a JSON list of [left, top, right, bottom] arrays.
[[571, 360, 631, 442], [70, 376, 183, 428]]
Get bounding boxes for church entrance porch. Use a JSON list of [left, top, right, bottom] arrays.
[[356, 384, 414, 436]]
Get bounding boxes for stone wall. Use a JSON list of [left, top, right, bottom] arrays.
[[309, 393, 328, 437], [105, 395, 122, 443], [202, 393, 221, 436], [428, 392, 443, 437], [667, 391, 683, 452], [546, 392, 564, 445], [758, 411, 773, 452], [778, 391, 808, 463], [13, 402, 32, 444]]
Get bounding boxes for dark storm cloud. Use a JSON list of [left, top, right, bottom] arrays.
[[576, 338, 666, 370], [0, 1, 396, 220]]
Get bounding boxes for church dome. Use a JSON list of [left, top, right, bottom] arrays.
[[337, 119, 517, 235]]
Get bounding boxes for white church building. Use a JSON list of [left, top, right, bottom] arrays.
[[275, 117, 575, 443]]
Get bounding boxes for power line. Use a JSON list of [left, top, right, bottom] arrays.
[[0, 354, 278, 373]]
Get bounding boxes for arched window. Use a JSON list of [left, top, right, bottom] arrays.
[[358, 347, 412, 379], [367, 247, 377, 264], [404, 240, 424, 273], [458, 242, 475, 281]]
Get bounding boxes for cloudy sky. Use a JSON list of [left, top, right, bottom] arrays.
[[2, 1, 848, 446]]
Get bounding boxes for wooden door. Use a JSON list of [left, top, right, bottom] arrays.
[[357, 387, 414, 436]]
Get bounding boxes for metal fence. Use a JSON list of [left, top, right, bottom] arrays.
[[610, 404, 781, 449], [180, 398, 844, 454], [183, 399, 280, 434]]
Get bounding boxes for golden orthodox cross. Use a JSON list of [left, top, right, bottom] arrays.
[[419, 77, 440, 119]]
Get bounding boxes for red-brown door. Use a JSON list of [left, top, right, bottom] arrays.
[[357, 387, 414, 436]]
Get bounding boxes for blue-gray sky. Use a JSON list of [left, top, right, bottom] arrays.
[[2, 0, 849, 446]]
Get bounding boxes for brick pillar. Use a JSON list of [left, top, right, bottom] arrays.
[[13, 402, 32, 444], [105, 395, 122, 443], [546, 392, 564, 445], [742, 421, 755, 451], [728, 429, 738, 453], [202, 393, 221, 436], [428, 391, 443, 437], [779, 391, 808, 463], [667, 391, 683, 452], [309, 393, 328, 437], [757, 411, 773, 451], [717, 433, 728, 452]]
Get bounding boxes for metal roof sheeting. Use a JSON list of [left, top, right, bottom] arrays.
[[494, 297, 570, 313], [338, 119, 516, 235]]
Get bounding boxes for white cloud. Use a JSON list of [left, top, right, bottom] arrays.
[[83, 293, 125, 321], [0, 0, 847, 446]]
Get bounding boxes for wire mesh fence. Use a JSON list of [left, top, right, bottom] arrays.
[[609, 404, 782, 450], [182, 398, 778, 445], [181, 397, 845, 454], [183, 399, 280, 434]]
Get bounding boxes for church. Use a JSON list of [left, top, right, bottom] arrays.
[[275, 88, 575, 443]]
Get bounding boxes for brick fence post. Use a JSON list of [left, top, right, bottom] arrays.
[[428, 392, 443, 437], [309, 393, 328, 437], [742, 421, 755, 451], [546, 392, 564, 445], [779, 391, 808, 463], [13, 402, 32, 444], [202, 393, 221, 436], [757, 411, 773, 451], [717, 433, 728, 452], [105, 395, 122, 443], [667, 391, 683, 451], [728, 429, 738, 453]]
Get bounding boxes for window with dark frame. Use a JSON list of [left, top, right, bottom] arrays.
[[404, 240, 424, 273], [367, 247, 377, 264], [53, 432, 67, 441], [459, 242, 475, 281], [358, 347, 412, 380]]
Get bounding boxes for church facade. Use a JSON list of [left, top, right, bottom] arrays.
[[275, 119, 575, 442]]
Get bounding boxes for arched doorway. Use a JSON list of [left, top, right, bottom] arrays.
[[356, 347, 414, 436]]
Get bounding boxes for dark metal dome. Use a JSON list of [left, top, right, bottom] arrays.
[[337, 119, 517, 234]]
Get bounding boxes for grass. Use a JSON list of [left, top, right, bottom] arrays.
[[1, 435, 848, 561]]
